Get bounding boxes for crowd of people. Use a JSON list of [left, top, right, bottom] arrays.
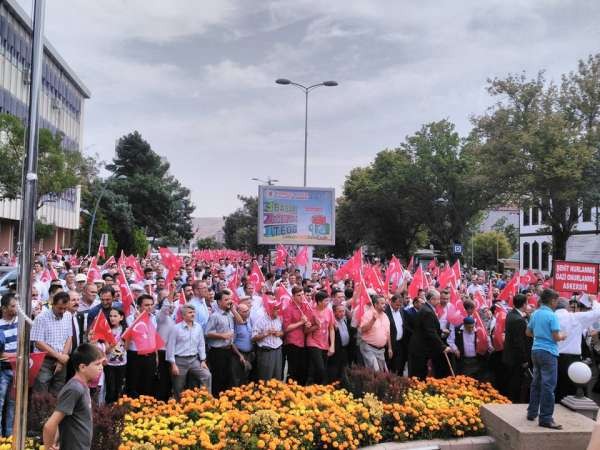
[[0, 249, 596, 437]]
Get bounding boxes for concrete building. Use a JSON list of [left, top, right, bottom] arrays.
[[519, 205, 600, 275], [0, 0, 90, 253]]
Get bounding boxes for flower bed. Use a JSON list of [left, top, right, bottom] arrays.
[[0, 375, 508, 450], [118, 376, 508, 450]]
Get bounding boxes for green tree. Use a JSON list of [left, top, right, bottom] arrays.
[[0, 113, 95, 208], [108, 131, 195, 246], [223, 195, 268, 253], [197, 237, 223, 249], [491, 217, 519, 251], [469, 231, 512, 270], [470, 55, 600, 262]]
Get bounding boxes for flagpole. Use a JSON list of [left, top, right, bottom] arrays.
[[13, 0, 46, 448]]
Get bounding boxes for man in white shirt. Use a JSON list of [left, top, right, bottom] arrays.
[[555, 297, 600, 401], [384, 294, 406, 375]]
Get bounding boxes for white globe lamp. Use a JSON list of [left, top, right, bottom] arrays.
[[561, 361, 599, 419], [568, 362, 592, 399]]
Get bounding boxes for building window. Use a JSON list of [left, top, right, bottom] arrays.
[[542, 242, 550, 271], [523, 242, 530, 269], [532, 207, 539, 225], [523, 209, 530, 226], [582, 203, 592, 222], [532, 242, 539, 270]]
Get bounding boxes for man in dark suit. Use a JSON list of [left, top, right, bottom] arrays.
[[327, 303, 355, 382], [385, 294, 408, 375], [502, 293, 530, 402], [408, 289, 452, 379]]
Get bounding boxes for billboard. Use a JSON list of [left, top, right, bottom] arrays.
[[553, 260, 599, 294], [258, 186, 335, 246]]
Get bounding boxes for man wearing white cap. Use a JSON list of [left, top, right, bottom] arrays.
[[74, 274, 87, 294]]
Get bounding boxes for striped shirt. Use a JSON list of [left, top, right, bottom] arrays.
[[252, 315, 283, 349], [0, 317, 18, 353]]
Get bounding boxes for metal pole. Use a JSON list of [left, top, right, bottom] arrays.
[[303, 89, 308, 187], [87, 182, 108, 256], [13, 0, 45, 448]]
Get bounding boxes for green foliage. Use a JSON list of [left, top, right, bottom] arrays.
[[491, 217, 519, 251], [469, 231, 512, 270], [108, 131, 194, 245], [131, 227, 149, 257], [34, 220, 55, 241], [223, 195, 268, 254], [470, 54, 600, 261], [0, 113, 93, 208], [337, 120, 492, 259], [197, 237, 223, 249]]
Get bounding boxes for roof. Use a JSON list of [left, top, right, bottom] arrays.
[[4, 0, 91, 98]]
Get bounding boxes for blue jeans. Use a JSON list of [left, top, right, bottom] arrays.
[[0, 368, 14, 436], [527, 349, 558, 424]]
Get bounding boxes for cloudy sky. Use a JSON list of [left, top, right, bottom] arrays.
[[16, 0, 600, 217]]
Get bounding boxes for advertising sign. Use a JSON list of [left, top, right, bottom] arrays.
[[553, 260, 599, 294], [258, 186, 335, 246]]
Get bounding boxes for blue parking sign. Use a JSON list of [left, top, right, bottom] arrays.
[[453, 243, 463, 254]]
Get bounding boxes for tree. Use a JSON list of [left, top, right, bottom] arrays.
[[223, 195, 268, 254], [0, 113, 95, 208], [108, 131, 195, 246], [470, 55, 600, 262], [469, 231, 512, 270], [197, 237, 223, 250], [491, 217, 519, 251]]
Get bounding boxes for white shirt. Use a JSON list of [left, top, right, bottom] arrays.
[[390, 307, 404, 341], [556, 307, 600, 355]]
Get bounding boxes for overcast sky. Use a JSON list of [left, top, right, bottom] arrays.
[[17, 0, 600, 217]]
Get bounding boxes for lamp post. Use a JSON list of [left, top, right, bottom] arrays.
[[251, 177, 278, 186], [275, 78, 338, 187], [87, 175, 124, 256]]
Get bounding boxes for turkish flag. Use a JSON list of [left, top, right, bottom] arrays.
[[97, 242, 106, 259], [323, 278, 332, 296], [39, 269, 52, 284], [446, 302, 465, 326], [87, 266, 102, 284], [354, 278, 371, 325], [521, 269, 539, 286], [275, 285, 291, 308], [227, 269, 241, 304], [498, 273, 520, 307], [101, 255, 116, 270], [8, 352, 46, 387], [335, 248, 362, 282], [473, 290, 486, 309], [438, 265, 456, 290], [408, 266, 426, 299], [452, 260, 462, 286], [121, 311, 163, 355], [117, 267, 134, 316], [473, 311, 490, 355], [364, 264, 384, 295], [407, 255, 414, 273], [249, 261, 265, 292], [275, 244, 288, 268], [296, 246, 308, 267], [385, 256, 404, 295], [89, 312, 117, 346], [492, 308, 506, 351]]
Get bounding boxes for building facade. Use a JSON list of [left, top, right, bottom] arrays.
[[0, 0, 90, 253], [519, 205, 600, 275]]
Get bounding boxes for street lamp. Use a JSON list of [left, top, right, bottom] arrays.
[[275, 78, 338, 186], [251, 177, 278, 185], [87, 174, 125, 256]]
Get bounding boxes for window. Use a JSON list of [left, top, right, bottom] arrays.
[[542, 242, 550, 271], [532, 207, 539, 225], [523, 209, 530, 226], [523, 242, 530, 269], [582, 203, 592, 222], [532, 242, 539, 270]]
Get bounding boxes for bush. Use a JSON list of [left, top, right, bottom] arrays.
[[341, 364, 411, 403]]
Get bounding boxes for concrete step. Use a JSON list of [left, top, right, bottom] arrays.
[[481, 403, 595, 450]]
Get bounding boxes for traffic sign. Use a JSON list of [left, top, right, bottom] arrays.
[[453, 243, 463, 255]]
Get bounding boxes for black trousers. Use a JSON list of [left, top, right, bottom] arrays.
[[556, 353, 580, 402], [126, 351, 157, 398], [408, 352, 428, 380], [387, 339, 405, 375], [104, 365, 126, 404], [327, 346, 349, 383], [307, 347, 328, 384], [284, 344, 307, 385], [156, 350, 172, 401], [208, 347, 233, 396], [506, 363, 527, 403]]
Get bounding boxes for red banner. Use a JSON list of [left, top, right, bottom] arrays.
[[553, 260, 599, 294]]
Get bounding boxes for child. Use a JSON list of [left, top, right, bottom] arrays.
[[42, 343, 104, 450], [104, 308, 128, 403]]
